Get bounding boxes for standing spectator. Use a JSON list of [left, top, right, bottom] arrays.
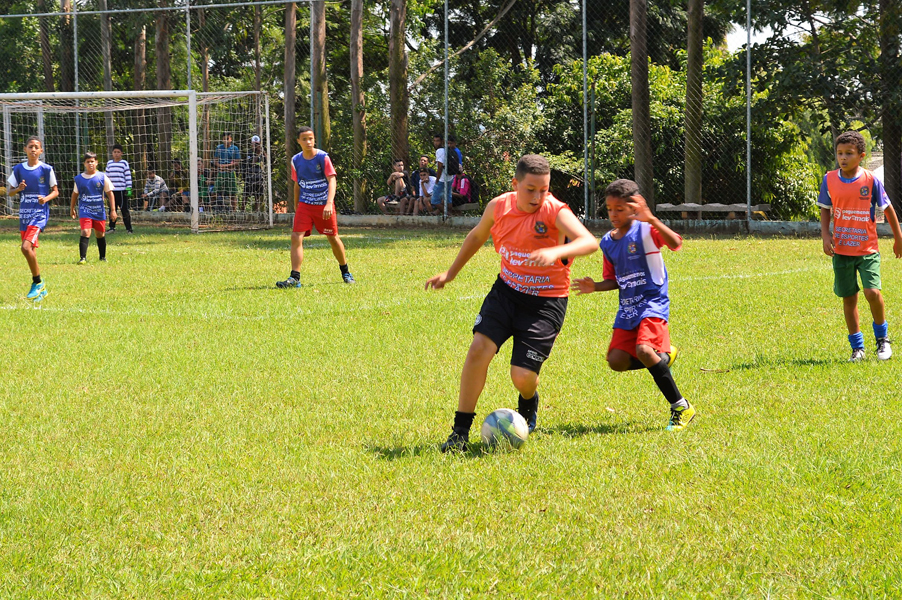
[[106, 143, 133, 233], [214, 132, 241, 211], [244, 135, 266, 212], [141, 168, 170, 211], [449, 134, 463, 165], [431, 134, 456, 213]]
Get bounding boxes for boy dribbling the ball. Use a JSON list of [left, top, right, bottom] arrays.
[[6, 136, 59, 301], [818, 130, 902, 361], [426, 154, 598, 452], [71, 151, 116, 264], [571, 179, 694, 431]]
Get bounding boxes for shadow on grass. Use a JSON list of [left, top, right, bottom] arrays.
[[543, 421, 657, 437], [366, 441, 523, 460], [731, 356, 844, 371]]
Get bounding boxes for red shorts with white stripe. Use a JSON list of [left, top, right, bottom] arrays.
[[79, 218, 106, 234], [608, 317, 671, 358], [292, 202, 338, 237], [20, 226, 41, 248]]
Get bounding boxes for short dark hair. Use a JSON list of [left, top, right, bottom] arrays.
[[433, 133, 443, 141], [222, 132, 232, 139], [111, 143, 123, 152], [420, 155, 429, 160], [83, 151, 97, 161], [836, 130, 866, 154], [448, 134, 457, 143], [393, 158, 404, 165], [297, 126, 314, 136], [147, 167, 156, 174], [514, 154, 550, 181], [604, 179, 640, 200], [419, 168, 430, 174], [24, 136, 42, 148]]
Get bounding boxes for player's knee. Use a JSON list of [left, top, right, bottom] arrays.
[[606, 352, 630, 372], [468, 333, 497, 358], [635, 344, 657, 363], [510, 367, 538, 394], [863, 288, 882, 302]]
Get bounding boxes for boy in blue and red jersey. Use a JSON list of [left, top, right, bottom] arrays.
[[70, 151, 116, 264], [572, 179, 694, 431], [818, 130, 902, 362], [276, 126, 355, 287], [6, 136, 59, 301]]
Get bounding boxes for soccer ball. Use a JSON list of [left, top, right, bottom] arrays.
[[481, 408, 529, 449]]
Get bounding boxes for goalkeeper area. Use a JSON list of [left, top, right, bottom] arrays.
[[1, 91, 273, 232], [1, 224, 901, 596]]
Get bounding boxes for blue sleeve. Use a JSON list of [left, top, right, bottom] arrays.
[[817, 175, 831, 208], [872, 177, 891, 209]]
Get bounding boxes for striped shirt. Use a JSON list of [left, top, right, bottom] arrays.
[[105, 159, 132, 191]]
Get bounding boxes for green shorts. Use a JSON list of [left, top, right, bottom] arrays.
[[214, 171, 238, 195], [833, 252, 881, 297]]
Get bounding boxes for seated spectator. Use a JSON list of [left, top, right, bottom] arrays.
[[169, 159, 190, 212], [376, 158, 413, 215], [412, 168, 437, 216], [141, 168, 170, 211], [450, 167, 473, 210], [410, 155, 437, 199]]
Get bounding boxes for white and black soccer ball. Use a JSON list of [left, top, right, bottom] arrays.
[[481, 408, 529, 449]]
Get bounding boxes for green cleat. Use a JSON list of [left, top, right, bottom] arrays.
[[666, 403, 696, 432]]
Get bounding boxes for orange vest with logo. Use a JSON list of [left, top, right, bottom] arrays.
[[826, 169, 880, 256], [490, 191, 572, 297]]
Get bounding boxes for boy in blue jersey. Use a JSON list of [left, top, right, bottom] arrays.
[[276, 126, 355, 287], [572, 179, 695, 431], [70, 151, 116, 264], [6, 136, 59, 301]]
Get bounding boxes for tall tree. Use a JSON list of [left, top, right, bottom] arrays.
[[284, 3, 298, 195], [389, 0, 409, 165], [59, 0, 74, 92], [100, 0, 115, 153], [684, 0, 704, 205], [155, 1, 173, 172], [37, 0, 54, 92], [630, 0, 654, 206], [254, 4, 263, 133], [881, 0, 902, 212], [134, 23, 149, 175], [351, 0, 367, 212], [312, 0, 331, 151], [198, 8, 212, 161]]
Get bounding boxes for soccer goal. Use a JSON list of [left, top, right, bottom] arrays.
[[0, 90, 273, 232]]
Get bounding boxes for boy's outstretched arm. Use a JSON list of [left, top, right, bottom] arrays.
[[628, 194, 681, 249], [820, 207, 834, 256], [527, 208, 598, 266], [883, 204, 902, 258], [425, 198, 497, 290], [571, 276, 619, 295]]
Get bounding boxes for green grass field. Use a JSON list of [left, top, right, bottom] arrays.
[[2, 221, 902, 598]]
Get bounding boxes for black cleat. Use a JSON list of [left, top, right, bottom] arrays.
[[441, 429, 469, 453]]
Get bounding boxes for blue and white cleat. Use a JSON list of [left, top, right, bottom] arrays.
[[276, 276, 302, 288], [26, 281, 46, 300]]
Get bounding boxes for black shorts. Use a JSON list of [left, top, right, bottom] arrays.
[[472, 276, 568, 374]]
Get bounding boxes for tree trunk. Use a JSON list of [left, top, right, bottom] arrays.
[[134, 24, 148, 177], [684, 0, 703, 205], [37, 0, 54, 92], [389, 0, 409, 165], [284, 3, 298, 202], [312, 0, 331, 151], [881, 0, 902, 213], [254, 4, 263, 133], [630, 0, 654, 206], [351, 0, 367, 212], [60, 0, 74, 92], [199, 9, 211, 162], [156, 2, 172, 173], [100, 0, 115, 154]]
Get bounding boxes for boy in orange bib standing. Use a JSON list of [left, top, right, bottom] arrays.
[[426, 154, 598, 452], [819, 131, 902, 362]]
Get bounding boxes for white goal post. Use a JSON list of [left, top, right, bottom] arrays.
[[1, 90, 273, 232]]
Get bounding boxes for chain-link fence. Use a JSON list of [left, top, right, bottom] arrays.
[[2, 0, 902, 222]]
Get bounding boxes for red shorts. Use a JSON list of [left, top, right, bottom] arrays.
[[79, 218, 106, 234], [608, 317, 671, 358], [20, 226, 41, 248], [293, 202, 337, 237]]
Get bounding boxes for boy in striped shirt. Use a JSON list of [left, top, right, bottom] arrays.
[[106, 144, 133, 233]]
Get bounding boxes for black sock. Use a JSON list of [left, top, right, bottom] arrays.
[[453, 411, 476, 433], [339, 263, 349, 275], [97, 237, 107, 259], [518, 392, 539, 419], [32, 275, 41, 285], [648, 359, 683, 405], [290, 270, 300, 280], [79, 236, 89, 259], [628, 356, 645, 371]]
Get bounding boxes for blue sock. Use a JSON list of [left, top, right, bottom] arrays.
[[873, 321, 888, 340], [849, 331, 865, 350]]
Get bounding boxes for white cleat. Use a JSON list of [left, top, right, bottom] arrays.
[[877, 337, 892, 361]]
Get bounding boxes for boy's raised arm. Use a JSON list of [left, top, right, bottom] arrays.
[[425, 198, 497, 290]]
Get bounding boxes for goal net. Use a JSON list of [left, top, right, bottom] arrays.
[[0, 90, 273, 232]]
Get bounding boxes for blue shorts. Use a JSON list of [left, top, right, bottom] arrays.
[[431, 181, 447, 206]]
